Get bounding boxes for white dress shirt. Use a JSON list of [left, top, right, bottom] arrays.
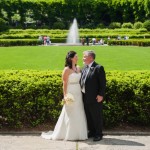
[[82, 61, 94, 93]]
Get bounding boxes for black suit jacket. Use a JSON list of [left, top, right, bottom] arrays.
[[81, 61, 106, 104]]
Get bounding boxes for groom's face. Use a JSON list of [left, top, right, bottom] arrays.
[[83, 54, 93, 65]]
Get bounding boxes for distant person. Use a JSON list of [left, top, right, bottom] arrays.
[[117, 35, 121, 40], [124, 36, 129, 40], [81, 38, 85, 46], [108, 36, 110, 40], [92, 38, 96, 45], [86, 36, 89, 46], [107, 36, 110, 44], [43, 36, 47, 45], [46, 36, 51, 45], [99, 38, 104, 45], [38, 35, 43, 45]]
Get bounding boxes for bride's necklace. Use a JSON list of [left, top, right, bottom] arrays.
[[72, 67, 77, 73]]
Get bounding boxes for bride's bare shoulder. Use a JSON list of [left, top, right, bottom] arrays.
[[62, 67, 71, 75], [63, 67, 70, 71]]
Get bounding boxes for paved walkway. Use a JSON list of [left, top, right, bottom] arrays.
[[0, 134, 150, 150]]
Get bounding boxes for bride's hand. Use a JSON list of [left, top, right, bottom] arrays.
[[61, 98, 66, 105]]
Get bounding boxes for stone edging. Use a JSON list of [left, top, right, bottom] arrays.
[[0, 131, 150, 136]]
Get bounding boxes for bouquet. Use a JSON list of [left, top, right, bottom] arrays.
[[62, 93, 75, 105]]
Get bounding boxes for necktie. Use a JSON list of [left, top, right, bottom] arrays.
[[81, 65, 89, 88]]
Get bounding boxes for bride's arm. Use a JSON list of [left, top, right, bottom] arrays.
[[62, 67, 70, 97]]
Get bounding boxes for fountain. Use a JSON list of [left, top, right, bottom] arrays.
[[51, 18, 81, 46], [66, 18, 81, 45]]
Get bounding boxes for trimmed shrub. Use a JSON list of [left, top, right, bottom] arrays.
[[122, 22, 133, 29], [0, 28, 150, 46], [0, 70, 63, 128], [143, 20, 150, 31], [134, 22, 143, 29], [0, 70, 149, 128], [105, 71, 150, 126], [109, 22, 121, 29], [0, 39, 42, 46], [96, 23, 105, 29], [108, 39, 150, 46], [0, 38, 66, 46]]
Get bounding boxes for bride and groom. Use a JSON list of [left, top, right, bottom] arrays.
[[41, 50, 106, 141]]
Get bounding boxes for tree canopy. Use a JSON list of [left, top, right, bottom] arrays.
[[0, 0, 149, 29]]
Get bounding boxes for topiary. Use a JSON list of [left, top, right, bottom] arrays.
[[96, 23, 105, 29], [134, 21, 143, 29], [122, 22, 133, 29], [143, 20, 150, 31], [109, 22, 121, 29]]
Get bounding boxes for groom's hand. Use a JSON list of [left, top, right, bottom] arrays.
[[96, 95, 103, 103]]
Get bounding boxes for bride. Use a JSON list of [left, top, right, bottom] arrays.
[[41, 51, 88, 141]]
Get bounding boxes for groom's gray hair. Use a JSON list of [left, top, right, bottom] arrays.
[[83, 50, 96, 59]]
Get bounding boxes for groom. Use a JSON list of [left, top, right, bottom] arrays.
[[80, 50, 106, 141]]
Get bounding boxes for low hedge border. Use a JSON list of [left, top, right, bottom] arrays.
[[0, 70, 149, 128], [0, 39, 41, 46], [108, 39, 150, 46], [0, 39, 150, 47], [0, 39, 66, 46]]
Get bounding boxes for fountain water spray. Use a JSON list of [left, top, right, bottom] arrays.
[[66, 18, 80, 44]]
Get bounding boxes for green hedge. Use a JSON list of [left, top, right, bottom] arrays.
[[108, 39, 150, 46], [105, 71, 150, 127], [1, 39, 150, 46], [0, 39, 42, 46], [0, 70, 150, 128], [1, 29, 150, 47], [0, 70, 63, 127], [1, 34, 150, 40], [0, 39, 66, 46], [1, 29, 150, 40]]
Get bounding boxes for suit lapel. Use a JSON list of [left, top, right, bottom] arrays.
[[81, 66, 87, 78], [86, 62, 96, 82]]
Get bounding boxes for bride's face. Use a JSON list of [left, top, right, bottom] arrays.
[[71, 54, 78, 64]]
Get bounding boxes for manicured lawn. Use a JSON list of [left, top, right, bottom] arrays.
[[0, 46, 150, 71]]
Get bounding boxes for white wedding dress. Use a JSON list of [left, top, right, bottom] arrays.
[[41, 73, 88, 140]]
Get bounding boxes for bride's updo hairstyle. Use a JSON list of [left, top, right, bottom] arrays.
[[65, 51, 76, 69]]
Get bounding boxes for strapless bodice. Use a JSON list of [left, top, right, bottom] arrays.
[[68, 73, 81, 84]]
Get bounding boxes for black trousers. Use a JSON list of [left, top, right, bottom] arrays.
[[83, 93, 103, 137]]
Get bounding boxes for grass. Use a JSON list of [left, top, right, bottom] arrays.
[[0, 45, 150, 71]]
